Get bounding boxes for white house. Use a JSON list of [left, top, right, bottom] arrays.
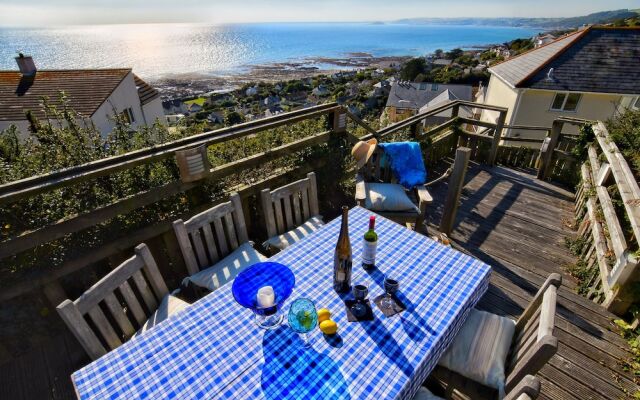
[[533, 33, 557, 48], [0, 55, 165, 139], [312, 85, 330, 97], [245, 86, 259, 96], [481, 27, 640, 141]]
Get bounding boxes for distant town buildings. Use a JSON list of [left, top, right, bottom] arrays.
[[481, 27, 640, 140], [384, 81, 473, 123], [0, 55, 165, 138]]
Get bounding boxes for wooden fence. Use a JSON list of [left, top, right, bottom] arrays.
[[571, 121, 640, 314], [0, 100, 592, 315]]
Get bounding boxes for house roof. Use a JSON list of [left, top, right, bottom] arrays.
[[385, 81, 472, 110], [134, 74, 160, 105], [0, 69, 138, 121], [418, 89, 472, 117], [489, 27, 640, 94]]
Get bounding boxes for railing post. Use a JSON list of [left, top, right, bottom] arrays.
[[331, 108, 347, 134], [440, 147, 471, 235], [410, 122, 421, 139], [487, 109, 506, 166], [536, 119, 563, 180]]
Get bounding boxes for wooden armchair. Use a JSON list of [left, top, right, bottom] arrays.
[[260, 172, 324, 251], [429, 273, 561, 399], [417, 375, 540, 400], [57, 244, 189, 360], [173, 193, 266, 293], [355, 146, 432, 233]]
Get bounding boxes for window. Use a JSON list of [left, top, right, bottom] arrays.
[[119, 107, 135, 123], [633, 96, 640, 110], [431, 83, 439, 91], [550, 92, 581, 112], [419, 83, 427, 90]]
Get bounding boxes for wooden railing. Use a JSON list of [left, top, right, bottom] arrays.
[[571, 121, 640, 314], [0, 99, 622, 318]]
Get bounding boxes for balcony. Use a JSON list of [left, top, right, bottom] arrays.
[[0, 101, 638, 399]]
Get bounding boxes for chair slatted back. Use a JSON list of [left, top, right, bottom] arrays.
[[505, 274, 561, 393], [360, 147, 394, 183], [173, 193, 249, 275], [261, 172, 320, 238], [57, 244, 169, 360]]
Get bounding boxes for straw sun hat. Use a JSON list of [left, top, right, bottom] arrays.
[[351, 138, 378, 169]]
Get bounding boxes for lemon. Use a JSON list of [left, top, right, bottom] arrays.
[[319, 319, 338, 335], [317, 308, 331, 323]]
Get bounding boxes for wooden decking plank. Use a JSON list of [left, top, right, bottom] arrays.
[[0, 357, 25, 400], [17, 346, 51, 399], [43, 333, 77, 399]]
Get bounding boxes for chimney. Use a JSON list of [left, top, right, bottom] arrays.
[[15, 53, 37, 76]]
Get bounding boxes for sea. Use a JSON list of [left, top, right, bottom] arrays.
[[0, 23, 537, 81]]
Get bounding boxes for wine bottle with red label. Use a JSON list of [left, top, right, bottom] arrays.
[[362, 215, 377, 270]]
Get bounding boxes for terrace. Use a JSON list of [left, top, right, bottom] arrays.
[[0, 101, 638, 399]]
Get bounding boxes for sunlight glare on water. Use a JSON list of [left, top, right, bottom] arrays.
[[0, 23, 536, 80]]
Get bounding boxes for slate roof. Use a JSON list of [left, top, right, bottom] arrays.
[[0, 69, 157, 121], [385, 81, 472, 110], [489, 27, 640, 94], [134, 74, 160, 105], [418, 90, 472, 117]]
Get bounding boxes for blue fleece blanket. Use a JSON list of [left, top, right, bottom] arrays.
[[378, 142, 427, 189]]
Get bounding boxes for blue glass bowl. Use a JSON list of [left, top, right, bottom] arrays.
[[232, 262, 296, 326]]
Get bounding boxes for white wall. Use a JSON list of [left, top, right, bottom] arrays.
[[141, 97, 166, 126], [480, 75, 519, 129], [511, 89, 624, 139], [90, 72, 146, 136], [0, 120, 31, 139]]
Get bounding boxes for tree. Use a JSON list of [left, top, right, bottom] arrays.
[[400, 58, 427, 81], [224, 111, 244, 126], [446, 48, 464, 60], [434, 49, 444, 58]]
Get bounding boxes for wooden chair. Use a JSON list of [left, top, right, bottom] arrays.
[[355, 146, 432, 232], [429, 274, 561, 399], [260, 172, 324, 252], [57, 244, 189, 360], [173, 192, 266, 292], [417, 375, 540, 400]]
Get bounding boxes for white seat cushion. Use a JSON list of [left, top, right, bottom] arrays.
[[413, 387, 444, 400], [184, 242, 267, 292], [365, 183, 420, 213], [132, 295, 190, 337], [263, 216, 324, 250], [438, 309, 516, 393]]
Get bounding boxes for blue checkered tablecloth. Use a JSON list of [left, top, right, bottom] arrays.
[[72, 206, 491, 399]]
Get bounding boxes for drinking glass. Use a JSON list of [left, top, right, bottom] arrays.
[[381, 277, 399, 310], [352, 284, 369, 317], [287, 298, 318, 347]]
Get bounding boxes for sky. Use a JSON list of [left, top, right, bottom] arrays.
[[0, 0, 637, 27]]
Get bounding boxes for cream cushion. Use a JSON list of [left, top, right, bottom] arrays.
[[184, 242, 267, 292], [413, 387, 444, 400], [263, 216, 324, 250], [365, 183, 420, 213], [438, 309, 516, 394], [132, 295, 190, 337]]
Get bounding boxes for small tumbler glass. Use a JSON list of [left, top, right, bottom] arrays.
[[352, 284, 369, 317]]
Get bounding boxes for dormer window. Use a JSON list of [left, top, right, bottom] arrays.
[[431, 83, 439, 91], [419, 83, 427, 90], [550, 92, 581, 112]]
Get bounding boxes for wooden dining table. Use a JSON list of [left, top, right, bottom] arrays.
[[72, 206, 491, 399]]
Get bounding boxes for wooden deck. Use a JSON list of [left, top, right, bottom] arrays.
[[1, 163, 637, 399], [427, 163, 639, 400]]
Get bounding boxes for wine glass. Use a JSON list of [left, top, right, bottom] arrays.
[[352, 284, 369, 317], [381, 277, 399, 310], [287, 298, 318, 347]]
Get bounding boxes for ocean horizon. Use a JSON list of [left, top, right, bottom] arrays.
[[0, 22, 537, 81]]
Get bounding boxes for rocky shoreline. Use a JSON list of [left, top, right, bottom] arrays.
[[152, 54, 411, 100]]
